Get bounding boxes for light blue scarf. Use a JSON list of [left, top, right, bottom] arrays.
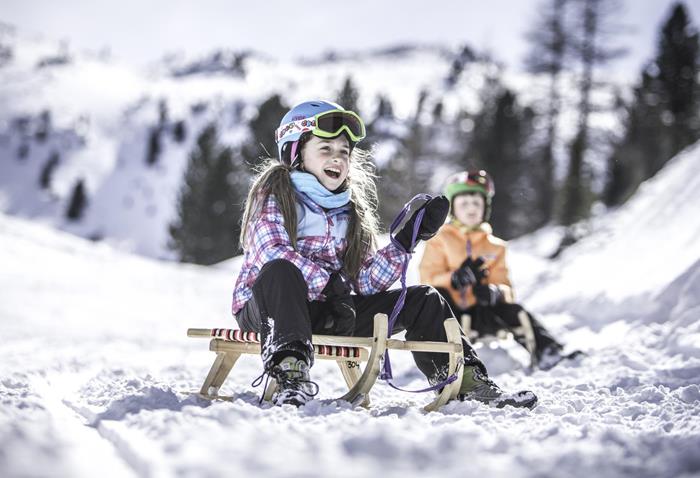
[[290, 171, 351, 209]]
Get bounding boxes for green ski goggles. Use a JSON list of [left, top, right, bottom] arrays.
[[276, 109, 366, 144]]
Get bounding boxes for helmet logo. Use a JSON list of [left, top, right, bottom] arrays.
[[275, 118, 316, 142]]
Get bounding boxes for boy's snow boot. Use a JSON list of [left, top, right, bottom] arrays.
[[270, 356, 319, 407], [458, 365, 538, 409], [537, 345, 585, 371]]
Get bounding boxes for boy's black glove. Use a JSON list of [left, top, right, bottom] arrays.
[[394, 195, 450, 253], [451, 260, 477, 290], [466, 256, 489, 282], [451, 257, 488, 290], [321, 272, 356, 336], [474, 283, 503, 306]]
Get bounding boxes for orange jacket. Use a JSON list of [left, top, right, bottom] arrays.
[[419, 221, 514, 309]]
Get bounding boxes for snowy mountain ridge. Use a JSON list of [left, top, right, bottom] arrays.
[[0, 28, 619, 260]]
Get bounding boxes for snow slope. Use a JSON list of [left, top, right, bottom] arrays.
[[512, 141, 700, 325], [1, 146, 699, 477]]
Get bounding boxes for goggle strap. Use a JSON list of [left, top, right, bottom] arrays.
[[290, 140, 299, 165]]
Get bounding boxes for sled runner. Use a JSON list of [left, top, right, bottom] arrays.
[[187, 313, 464, 412], [460, 311, 537, 368]]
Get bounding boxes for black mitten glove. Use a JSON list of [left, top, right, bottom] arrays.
[[474, 283, 503, 306], [466, 257, 489, 282], [451, 259, 477, 290], [394, 195, 450, 253], [451, 257, 489, 290], [321, 272, 356, 336]]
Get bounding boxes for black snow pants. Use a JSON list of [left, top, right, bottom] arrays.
[[435, 287, 562, 360], [236, 259, 486, 382]]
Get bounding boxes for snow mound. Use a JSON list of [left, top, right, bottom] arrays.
[[517, 141, 700, 326]]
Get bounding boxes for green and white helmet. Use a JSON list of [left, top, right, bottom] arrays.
[[444, 170, 495, 221]]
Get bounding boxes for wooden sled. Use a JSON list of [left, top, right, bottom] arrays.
[[460, 310, 537, 368], [187, 313, 464, 412]]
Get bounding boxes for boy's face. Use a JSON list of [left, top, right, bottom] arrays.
[[300, 135, 350, 191], [452, 193, 485, 227]]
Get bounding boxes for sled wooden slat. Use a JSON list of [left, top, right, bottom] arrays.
[[188, 313, 464, 410], [306, 335, 375, 347], [461, 311, 538, 368], [199, 351, 241, 397], [210, 341, 260, 354], [337, 313, 387, 406], [386, 339, 462, 353], [424, 318, 464, 412]]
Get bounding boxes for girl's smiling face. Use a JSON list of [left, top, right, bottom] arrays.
[[452, 192, 485, 228], [300, 135, 350, 191]]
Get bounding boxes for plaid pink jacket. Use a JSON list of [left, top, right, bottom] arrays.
[[231, 193, 409, 315]]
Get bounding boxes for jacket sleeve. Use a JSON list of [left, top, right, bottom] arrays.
[[487, 244, 515, 302], [248, 195, 330, 301], [419, 236, 453, 290], [354, 241, 410, 295]]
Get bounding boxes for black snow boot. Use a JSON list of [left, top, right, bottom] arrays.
[[270, 356, 319, 407], [458, 365, 538, 409], [537, 346, 585, 371]]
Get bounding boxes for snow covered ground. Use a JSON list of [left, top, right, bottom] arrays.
[[2, 145, 700, 477]]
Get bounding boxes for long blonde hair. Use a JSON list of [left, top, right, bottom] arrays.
[[239, 147, 380, 279]]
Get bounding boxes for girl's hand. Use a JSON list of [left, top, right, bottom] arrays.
[[394, 195, 449, 252], [321, 272, 356, 336]]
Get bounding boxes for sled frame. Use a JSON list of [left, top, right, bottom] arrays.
[[187, 313, 464, 411], [460, 310, 537, 368]]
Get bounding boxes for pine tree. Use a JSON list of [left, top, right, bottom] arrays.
[[146, 100, 168, 165], [146, 127, 162, 165], [39, 151, 60, 190], [446, 45, 477, 87], [201, 145, 246, 263], [66, 179, 87, 221], [467, 87, 538, 238], [172, 120, 187, 143], [336, 76, 360, 112], [242, 94, 288, 166], [35, 110, 51, 142], [169, 124, 248, 265], [376, 95, 394, 119], [604, 2, 700, 206], [603, 73, 667, 206], [158, 100, 169, 125], [374, 93, 423, 229], [523, 0, 569, 225], [367, 93, 397, 141], [0, 23, 12, 67], [650, 2, 700, 172], [17, 143, 29, 160], [561, 0, 626, 225], [432, 101, 444, 123]]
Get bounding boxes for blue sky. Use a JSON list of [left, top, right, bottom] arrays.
[[1, 0, 698, 80]]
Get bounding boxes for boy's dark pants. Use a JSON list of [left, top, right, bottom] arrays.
[[434, 287, 562, 360], [236, 259, 486, 381]]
